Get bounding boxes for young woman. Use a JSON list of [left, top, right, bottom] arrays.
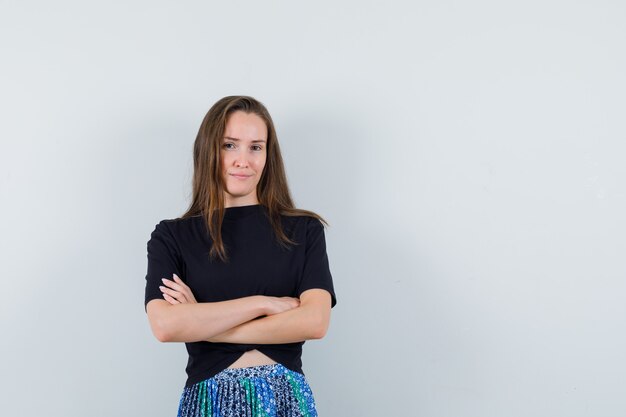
[[144, 95, 337, 417]]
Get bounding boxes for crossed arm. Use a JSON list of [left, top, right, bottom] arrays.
[[145, 275, 332, 344]]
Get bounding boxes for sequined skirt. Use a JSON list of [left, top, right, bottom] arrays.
[[176, 363, 318, 417]]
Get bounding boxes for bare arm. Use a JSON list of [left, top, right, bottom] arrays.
[[207, 289, 332, 344], [146, 274, 299, 343], [146, 295, 267, 343]]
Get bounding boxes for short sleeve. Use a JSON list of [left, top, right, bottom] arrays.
[[144, 220, 184, 312], [297, 218, 337, 308]]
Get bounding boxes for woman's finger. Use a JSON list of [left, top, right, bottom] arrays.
[[162, 282, 191, 303], [163, 293, 180, 304], [161, 277, 186, 293], [168, 274, 198, 303], [160, 285, 189, 303], [173, 273, 187, 287], [172, 274, 196, 301]]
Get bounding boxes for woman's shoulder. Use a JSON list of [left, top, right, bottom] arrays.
[[150, 215, 203, 237], [277, 208, 327, 232], [153, 215, 201, 226]]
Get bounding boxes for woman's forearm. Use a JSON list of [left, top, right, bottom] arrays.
[[206, 304, 321, 344], [153, 296, 267, 343]]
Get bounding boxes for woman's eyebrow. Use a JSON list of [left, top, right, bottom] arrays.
[[223, 136, 267, 143]]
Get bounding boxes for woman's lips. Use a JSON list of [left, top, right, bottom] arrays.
[[230, 174, 251, 179]]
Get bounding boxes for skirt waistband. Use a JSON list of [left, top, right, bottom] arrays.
[[210, 363, 284, 381]]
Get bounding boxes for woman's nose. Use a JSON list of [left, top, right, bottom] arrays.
[[235, 155, 249, 167]]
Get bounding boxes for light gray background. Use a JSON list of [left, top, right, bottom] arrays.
[[1, 1, 624, 416]]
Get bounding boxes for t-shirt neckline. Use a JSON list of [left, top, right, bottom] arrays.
[[223, 204, 264, 221]]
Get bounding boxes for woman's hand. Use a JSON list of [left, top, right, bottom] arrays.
[[160, 273, 197, 304]]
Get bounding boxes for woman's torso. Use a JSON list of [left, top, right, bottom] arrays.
[[227, 349, 278, 368]]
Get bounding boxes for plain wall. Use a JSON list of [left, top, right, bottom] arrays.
[[1, 1, 625, 416]]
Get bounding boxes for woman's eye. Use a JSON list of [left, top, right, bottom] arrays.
[[252, 145, 263, 151], [223, 143, 234, 149]]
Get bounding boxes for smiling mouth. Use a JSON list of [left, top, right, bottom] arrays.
[[230, 174, 251, 179]]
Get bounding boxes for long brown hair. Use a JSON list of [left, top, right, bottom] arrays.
[[180, 95, 328, 262]]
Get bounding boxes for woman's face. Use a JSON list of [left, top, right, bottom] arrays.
[[220, 110, 268, 207]]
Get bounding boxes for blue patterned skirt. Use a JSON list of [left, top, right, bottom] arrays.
[[176, 363, 318, 417]]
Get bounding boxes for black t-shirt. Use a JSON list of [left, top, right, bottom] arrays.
[[144, 203, 337, 388]]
